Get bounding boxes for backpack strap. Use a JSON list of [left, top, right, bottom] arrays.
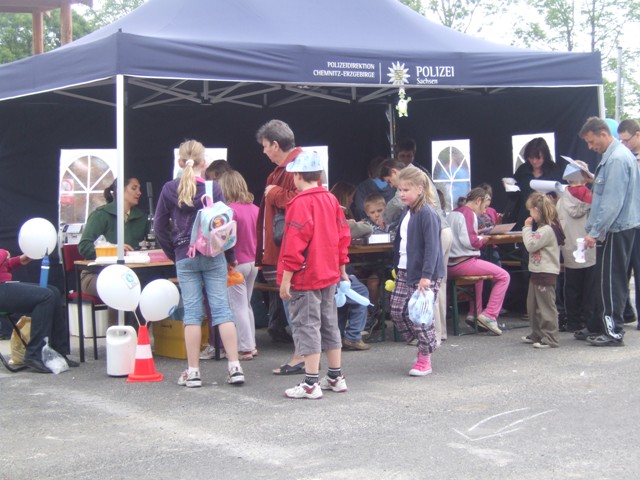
[[187, 214, 200, 258], [205, 180, 213, 200]]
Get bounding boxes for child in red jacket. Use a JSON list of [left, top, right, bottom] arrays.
[[278, 151, 351, 399]]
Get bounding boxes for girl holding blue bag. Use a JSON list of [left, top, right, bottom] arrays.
[[389, 165, 445, 377]]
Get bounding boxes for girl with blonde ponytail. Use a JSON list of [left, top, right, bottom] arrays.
[[154, 139, 246, 388]]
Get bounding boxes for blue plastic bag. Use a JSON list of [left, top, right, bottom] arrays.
[[408, 289, 435, 327]]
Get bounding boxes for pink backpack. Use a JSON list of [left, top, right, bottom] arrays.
[[187, 190, 237, 258]]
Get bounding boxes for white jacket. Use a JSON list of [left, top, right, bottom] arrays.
[[557, 191, 596, 269]]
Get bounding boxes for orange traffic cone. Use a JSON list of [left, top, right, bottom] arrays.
[[127, 325, 163, 383]]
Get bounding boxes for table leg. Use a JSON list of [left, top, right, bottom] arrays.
[[75, 267, 85, 362]]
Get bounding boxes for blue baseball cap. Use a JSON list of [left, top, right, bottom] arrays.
[[286, 151, 323, 173]]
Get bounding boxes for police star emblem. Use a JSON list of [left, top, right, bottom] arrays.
[[387, 61, 410, 85]]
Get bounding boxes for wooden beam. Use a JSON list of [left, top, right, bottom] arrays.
[[60, 0, 72, 44], [0, 1, 92, 10], [32, 10, 44, 54]]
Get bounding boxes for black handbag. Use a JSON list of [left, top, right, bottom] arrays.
[[272, 208, 285, 246]]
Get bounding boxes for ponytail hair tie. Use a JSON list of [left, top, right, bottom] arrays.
[[185, 159, 195, 167]]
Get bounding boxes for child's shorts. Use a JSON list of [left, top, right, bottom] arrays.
[[288, 284, 341, 356]]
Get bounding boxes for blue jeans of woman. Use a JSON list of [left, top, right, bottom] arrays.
[[176, 254, 233, 327], [0, 282, 69, 361], [338, 275, 369, 342]]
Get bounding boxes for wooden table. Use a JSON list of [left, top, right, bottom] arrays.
[[348, 243, 393, 255], [484, 232, 523, 245], [347, 243, 394, 342], [73, 260, 175, 362]]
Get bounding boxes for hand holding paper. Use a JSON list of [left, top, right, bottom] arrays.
[[573, 237, 586, 263], [530, 179, 565, 195]]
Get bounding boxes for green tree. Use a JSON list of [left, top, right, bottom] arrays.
[[514, 0, 640, 117], [399, 0, 425, 15], [421, 0, 515, 34], [425, 0, 484, 32], [88, 0, 146, 30], [0, 0, 145, 64], [0, 11, 92, 64]]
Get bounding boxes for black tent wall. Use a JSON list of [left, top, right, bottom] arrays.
[[0, 84, 599, 285]]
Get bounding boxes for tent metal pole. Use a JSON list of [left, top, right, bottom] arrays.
[[388, 103, 396, 158], [597, 84, 605, 118], [116, 74, 125, 325]]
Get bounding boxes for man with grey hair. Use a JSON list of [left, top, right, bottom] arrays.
[[255, 119, 306, 373], [580, 116, 640, 346]]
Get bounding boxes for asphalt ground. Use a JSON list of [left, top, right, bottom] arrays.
[[2, 315, 640, 480]]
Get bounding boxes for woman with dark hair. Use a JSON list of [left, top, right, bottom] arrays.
[[510, 137, 561, 228], [78, 177, 150, 296]]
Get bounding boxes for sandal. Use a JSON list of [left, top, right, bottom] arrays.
[[272, 362, 305, 375]]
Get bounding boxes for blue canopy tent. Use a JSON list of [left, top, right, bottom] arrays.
[[0, 0, 602, 255], [0, 0, 601, 99]]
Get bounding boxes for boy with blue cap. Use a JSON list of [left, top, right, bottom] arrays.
[[556, 160, 597, 335], [278, 151, 352, 399]]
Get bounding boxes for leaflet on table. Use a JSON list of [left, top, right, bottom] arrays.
[[367, 233, 391, 244]]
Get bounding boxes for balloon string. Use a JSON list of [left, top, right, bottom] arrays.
[[133, 310, 142, 327]]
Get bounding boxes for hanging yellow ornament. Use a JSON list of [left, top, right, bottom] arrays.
[[396, 88, 411, 117]]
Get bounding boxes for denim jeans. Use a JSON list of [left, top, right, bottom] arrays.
[[0, 282, 69, 361], [176, 254, 233, 327], [338, 275, 369, 342]]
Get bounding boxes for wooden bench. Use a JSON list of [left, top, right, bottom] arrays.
[[500, 260, 522, 268], [253, 282, 280, 293], [448, 275, 495, 336]]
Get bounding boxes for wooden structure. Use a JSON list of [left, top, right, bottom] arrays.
[[0, 1, 92, 54]]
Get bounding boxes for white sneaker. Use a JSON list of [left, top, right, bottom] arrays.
[[284, 382, 323, 399], [477, 314, 502, 335], [227, 366, 245, 385], [200, 344, 226, 360], [319, 375, 348, 392], [178, 370, 202, 388]]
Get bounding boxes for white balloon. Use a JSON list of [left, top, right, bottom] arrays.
[[18, 218, 57, 259], [96, 264, 141, 311], [139, 279, 180, 322]]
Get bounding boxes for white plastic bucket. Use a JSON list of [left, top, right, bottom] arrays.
[[106, 326, 137, 377]]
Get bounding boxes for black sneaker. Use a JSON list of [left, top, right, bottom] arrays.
[[24, 358, 52, 373], [587, 334, 624, 347], [63, 356, 80, 368]]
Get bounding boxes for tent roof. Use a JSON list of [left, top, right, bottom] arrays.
[[0, 0, 602, 104]]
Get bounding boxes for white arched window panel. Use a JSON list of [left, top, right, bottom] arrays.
[[59, 149, 117, 227], [431, 139, 471, 211], [512, 133, 556, 174]]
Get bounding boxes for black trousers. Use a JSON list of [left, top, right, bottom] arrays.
[[0, 283, 70, 361], [595, 229, 635, 339], [626, 229, 640, 318], [563, 265, 597, 331]]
